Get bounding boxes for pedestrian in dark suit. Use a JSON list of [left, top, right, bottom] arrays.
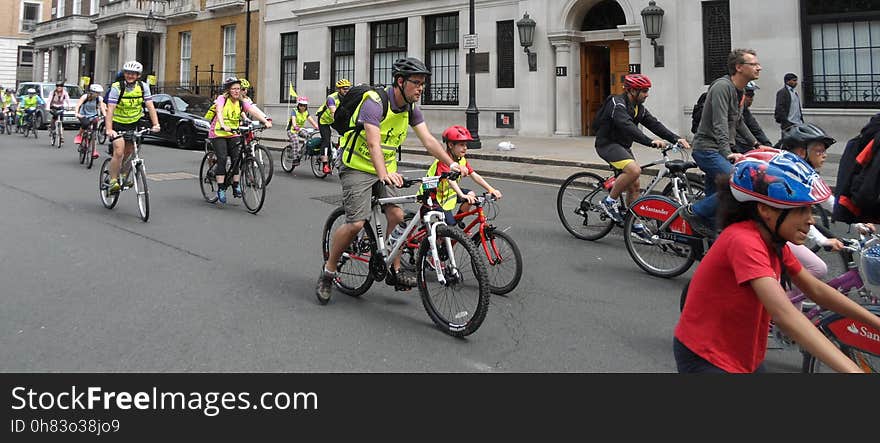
[[774, 72, 804, 134]]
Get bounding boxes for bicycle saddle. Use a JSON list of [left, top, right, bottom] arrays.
[[664, 160, 698, 174]]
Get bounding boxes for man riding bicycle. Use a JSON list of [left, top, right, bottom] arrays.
[[48, 81, 70, 142], [594, 73, 690, 228], [315, 79, 352, 175], [316, 57, 463, 302], [104, 60, 161, 194], [19, 88, 45, 129], [74, 84, 108, 159], [1, 87, 16, 124]]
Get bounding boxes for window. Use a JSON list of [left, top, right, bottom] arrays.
[[331, 25, 355, 88], [280, 32, 298, 102], [424, 14, 459, 105], [21, 2, 40, 32], [179, 32, 191, 85], [90, 0, 98, 15], [702, 1, 731, 84], [371, 19, 407, 86], [802, 0, 880, 107], [497, 21, 515, 88], [222, 26, 236, 78], [72, 0, 81, 15], [56, 0, 64, 18], [18, 47, 34, 66]]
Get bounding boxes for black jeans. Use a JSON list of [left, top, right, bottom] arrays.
[[673, 337, 767, 373], [211, 136, 241, 178], [318, 123, 332, 157]]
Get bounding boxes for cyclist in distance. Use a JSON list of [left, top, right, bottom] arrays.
[[74, 84, 108, 159], [674, 149, 880, 373], [594, 73, 690, 231], [315, 78, 352, 174], [104, 60, 160, 195], [1, 87, 17, 125], [207, 76, 273, 204], [316, 57, 463, 302], [20, 88, 45, 129], [285, 96, 319, 166], [48, 81, 70, 143]]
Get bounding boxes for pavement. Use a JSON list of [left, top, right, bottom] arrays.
[[253, 126, 843, 189]]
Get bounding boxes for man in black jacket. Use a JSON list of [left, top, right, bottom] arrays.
[[774, 72, 804, 133], [593, 73, 690, 224], [734, 81, 772, 153]]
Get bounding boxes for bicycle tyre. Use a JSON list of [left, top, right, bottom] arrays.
[[134, 163, 149, 222], [419, 224, 490, 337], [86, 133, 96, 169], [280, 145, 296, 173], [55, 121, 62, 149], [199, 152, 219, 203], [255, 144, 274, 185], [471, 229, 523, 295], [623, 203, 696, 278], [97, 122, 107, 144], [98, 158, 119, 209], [240, 157, 266, 214], [556, 171, 616, 241], [78, 139, 87, 164], [311, 151, 328, 178], [50, 122, 57, 147], [322, 206, 375, 297]]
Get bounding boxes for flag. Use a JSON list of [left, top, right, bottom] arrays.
[[288, 83, 297, 98]]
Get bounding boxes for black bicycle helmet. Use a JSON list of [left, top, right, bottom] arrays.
[[55, 81, 64, 87], [392, 57, 432, 79], [222, 76, 241, 90], [781, 123, 836, 150]]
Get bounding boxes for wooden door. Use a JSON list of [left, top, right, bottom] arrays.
[[609, 40, 629, 96], [581, 45, 608, 135]]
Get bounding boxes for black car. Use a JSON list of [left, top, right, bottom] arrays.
[[144, 94, 213, 149]]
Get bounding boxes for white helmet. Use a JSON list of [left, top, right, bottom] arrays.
[[27, 88, 36, 94], [89, 84, 104, 94], [122, 60, 143, 74]]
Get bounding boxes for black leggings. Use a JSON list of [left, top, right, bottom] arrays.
[[319, 123, 332, 156], [212, 136, 241, 178], [673, 337, 767, 373]]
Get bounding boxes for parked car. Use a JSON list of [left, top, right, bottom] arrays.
[[16, 82, 84, 130], [143, 94, 212, 149]]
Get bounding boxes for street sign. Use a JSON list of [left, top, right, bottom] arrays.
[[463, 34, 479, 50]]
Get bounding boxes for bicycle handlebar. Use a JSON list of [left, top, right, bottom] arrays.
[[400, 171, 461, 189]]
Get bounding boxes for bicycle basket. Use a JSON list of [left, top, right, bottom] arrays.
[[859, 240, 880, 288], [306, 136, 323, 155]]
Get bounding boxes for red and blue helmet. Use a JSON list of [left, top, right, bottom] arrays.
[[730, 148, 832, 209]]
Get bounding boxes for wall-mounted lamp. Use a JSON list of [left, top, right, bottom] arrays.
[[640, 1, 665, 67], [517, 12, 537, 72]]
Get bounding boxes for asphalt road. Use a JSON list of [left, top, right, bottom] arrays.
[[0, 129, 811, 372]]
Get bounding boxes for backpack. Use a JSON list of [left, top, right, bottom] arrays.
[[329, 84, 393, 136], [691, 92, 708, 134], [834, 114, 880, 223], [590, 95, 614, 133]]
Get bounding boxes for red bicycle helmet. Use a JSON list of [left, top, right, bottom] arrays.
[[442, 125, 474, 143], [624, 74, 652, 90]]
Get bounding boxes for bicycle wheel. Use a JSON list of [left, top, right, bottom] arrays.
[[198, 152, 219, 203], [50, 122, 57, 147], [86, 133, 96, 169], [280, 145, 297, 172], [254, 144, 274, 185], [311, 151, 328, 178], [134, 163, 149, 222], [97, 122, 107, 144], [623, 204, 696, 278], [98, 158, 119, 209], [418, 224, 491, 337], [322, 206, 374, 297], [55, 122, 62, 148], [78, 138, 87, 164], [240, 157, 266, 214], [556, 171, 616, 241], [471, 228, 522, 295]]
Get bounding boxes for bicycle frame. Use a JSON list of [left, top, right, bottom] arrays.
[[115, 129, 148, 196], [605, 143, 699, 201]]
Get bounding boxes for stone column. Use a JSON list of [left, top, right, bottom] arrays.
[[122, 31, 138, 66], [94, 35, 107, 85], [65, 43, 82, 84], [157, 33, 167, 86], [354, 22, 369, 84], [33, 49, 45, 82], [48, 48, 60, 82], [552, 42, 574, 136], [618, 24, 642, 68]]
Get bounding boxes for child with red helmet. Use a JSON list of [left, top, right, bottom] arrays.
[[425, 125, 503, 225]]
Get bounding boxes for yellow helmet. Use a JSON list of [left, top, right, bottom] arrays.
[[335, 79, 352, 88], [239, 78, 251, 89]]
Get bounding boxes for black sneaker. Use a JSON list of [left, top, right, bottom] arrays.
[[680, 205, 715, 238], [315, 268, 336, 304]]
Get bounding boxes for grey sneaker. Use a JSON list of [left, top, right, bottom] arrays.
[[315, 268, 336, 304], [393, 268, 418, 288], [680, 205, 715, 238], [600, 197, 624, 224], [630, 222, 654, 244]]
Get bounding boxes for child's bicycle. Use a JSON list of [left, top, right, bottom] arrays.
[[77, 116, 101, 169], [280, 128, 340, 178], [21, 109, 38, 139], [98, 127, 152, 222], [680, 234, 880, 373], [320, 172, 491, 337], [400, 193, 522, 295]]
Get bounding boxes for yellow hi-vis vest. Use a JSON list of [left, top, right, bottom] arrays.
[[420, 157, 468, 211], [213, 97, 244, 138], [111, 81, 145, 124], [317, 92, 340, 125], [289, 109, 309, 132], [340, 90, 409, 175]]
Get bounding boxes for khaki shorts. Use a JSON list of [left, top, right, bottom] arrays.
[[340, 165, 400, 223]]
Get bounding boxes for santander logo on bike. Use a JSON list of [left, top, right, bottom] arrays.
[[848, 322, 880, 343], [637, 205, 669, 217]]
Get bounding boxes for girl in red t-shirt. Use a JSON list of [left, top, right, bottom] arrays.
[[674, 149, 880, 373]]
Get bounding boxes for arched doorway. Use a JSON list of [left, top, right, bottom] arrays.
[[579, 0, 629, 135]]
